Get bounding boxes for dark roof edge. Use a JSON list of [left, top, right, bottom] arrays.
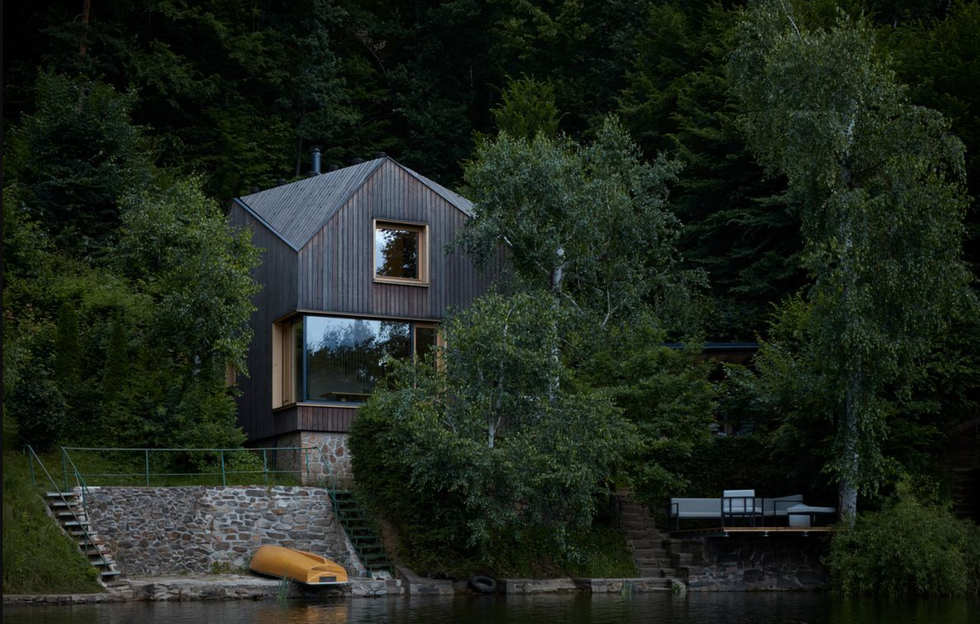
[[231, 198, 301, 252], [391, 159, 475, 218], [297, 157, 388, 249]]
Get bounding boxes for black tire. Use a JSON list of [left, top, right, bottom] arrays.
[[469, 575, 497, 594]]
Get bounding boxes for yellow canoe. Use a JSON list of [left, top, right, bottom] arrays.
[[249, 545, 349, 586]]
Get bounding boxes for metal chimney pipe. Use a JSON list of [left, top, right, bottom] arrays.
[[311, 147, 322, 175]]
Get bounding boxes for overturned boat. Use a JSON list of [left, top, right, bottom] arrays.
[[249, 545, 349, 586]]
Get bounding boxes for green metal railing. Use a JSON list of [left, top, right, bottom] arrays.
[[25, 445, 115, 575], [57, 446, 337, 490]]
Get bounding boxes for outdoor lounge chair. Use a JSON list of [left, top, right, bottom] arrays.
[[787, 504, 837, 527], [669, 493, 808, 530]]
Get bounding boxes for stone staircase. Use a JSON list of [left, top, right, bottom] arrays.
[[617, 491, 677, 589], [329, 489, 394, 577], [950, 418, 979, 522], [44, 490, 122, 583]]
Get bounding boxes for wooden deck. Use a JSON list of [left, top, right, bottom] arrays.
[[671, 526, 834, 538]]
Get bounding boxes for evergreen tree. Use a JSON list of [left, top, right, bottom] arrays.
[[491, 76, 562, 139], [7, 72, 154, 259], [53, 302, 81, 388], [620, 3, 804, 338], [102, 311, 129, 403]]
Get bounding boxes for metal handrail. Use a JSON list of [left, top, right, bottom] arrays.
[[59, 446, 338, 490], [26, 446, 114, 574]]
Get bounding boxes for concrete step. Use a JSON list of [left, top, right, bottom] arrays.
[[632, 548, 668, 558], [63, 520, 91, 527], [48, 500, 82, 508], [637, 568, 675, 578], [101, 570, 122, 578]]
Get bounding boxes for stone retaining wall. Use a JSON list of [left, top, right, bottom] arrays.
[[85, 486, 362, 577], [679, 536, 830, 591]]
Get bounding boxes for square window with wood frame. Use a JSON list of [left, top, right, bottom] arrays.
[[374, 220, 428, 285]]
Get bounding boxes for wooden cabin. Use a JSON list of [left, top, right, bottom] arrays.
[[228, 156, 494, 481]]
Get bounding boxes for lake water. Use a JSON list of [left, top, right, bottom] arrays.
[[4, 593, 977, 624]]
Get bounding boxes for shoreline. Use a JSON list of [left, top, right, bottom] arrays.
[[3, 574, 687, 605]]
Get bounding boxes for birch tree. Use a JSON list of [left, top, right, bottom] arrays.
[[729, 0, 970, 522], [457, 117, 686, 335]]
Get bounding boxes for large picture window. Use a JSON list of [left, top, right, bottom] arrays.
[[274, 314, 439, 407], [374, 220, 428, 285]]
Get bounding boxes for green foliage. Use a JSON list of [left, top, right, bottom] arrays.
[[459, 117, 693, 335], [7, 368, 67, 453], [620, 2, 804, 339], [118, 178, 260, 375], [102, 311, 129, 402], [882, 0, 980, 269], [3, 75, 259, 452], [828, 479, 980, 597], [6, 72, 154, 259], [491, 75, 562, 139], [350, 291, 636, 576], [582, 319, 715, 505], [53, 302, 81, 388], [3, 451, 102, 594], [730, 0, 972, 516]]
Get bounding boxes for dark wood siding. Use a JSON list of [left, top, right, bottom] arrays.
[[297, 159, 494, 318], [295, 405, 358, 432], [238, 160, 498, 440], [229, 204, 298, 441]]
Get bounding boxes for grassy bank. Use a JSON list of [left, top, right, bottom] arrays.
[[3, 450, 103, 594]]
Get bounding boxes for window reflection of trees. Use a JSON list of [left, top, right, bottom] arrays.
[[304, 317, 410, 401], [376, 228, 419, 279]]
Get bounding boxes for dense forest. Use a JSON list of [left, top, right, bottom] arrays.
[[5, 0, 979, 338], [4, 0, 980, 596]]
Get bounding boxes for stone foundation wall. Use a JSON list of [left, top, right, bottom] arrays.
[[85, 486, 363, 577], [680, 536, 830, 591], [272, 431, 353, 485]]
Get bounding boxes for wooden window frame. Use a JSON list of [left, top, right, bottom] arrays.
[[274, 313, 445, 409], [372, 218, 429, 286], [412, 322, 443, 363], [272, 319, 300, 409]]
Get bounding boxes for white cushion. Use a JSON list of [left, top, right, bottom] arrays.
[[723, 489, 755, 497]]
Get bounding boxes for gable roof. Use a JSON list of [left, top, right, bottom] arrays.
[[235, 157, 474, 250]]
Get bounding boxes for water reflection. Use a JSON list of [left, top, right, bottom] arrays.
[[3, 593, 977, 624]]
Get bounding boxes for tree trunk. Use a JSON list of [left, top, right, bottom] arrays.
[[839, 366, 861, 526], [78, 0, 92, 56], [548, 249, 565, 402]]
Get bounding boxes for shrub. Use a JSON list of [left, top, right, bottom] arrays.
[[828, 481, 980, 597], [7, 368, 67, 452], [350, 291, 636, 576]]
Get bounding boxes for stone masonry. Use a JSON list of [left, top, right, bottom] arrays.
[[274, 431, 353, 485], [672, 535, 831, 591], [85, 486, 363, 577]]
